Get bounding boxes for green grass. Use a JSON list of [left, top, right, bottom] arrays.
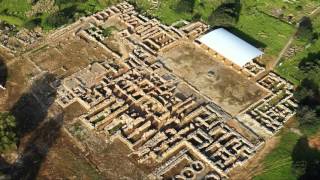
[[301, 121, 320, 136], [131, 0, 223, 25], [131, 0, 295, 56], [276, 15, 320, 85], [234, 8, 295, 56], [0, 0, 31, 17], [254, 131, 300, 180], [254, 0, 320, 20], [0, 0, 31, 26], [0, 0, 297, 57], [0, 15, 24, 26], [0, 0, 115, 30]]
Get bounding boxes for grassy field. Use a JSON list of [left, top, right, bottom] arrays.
[[132, 0, 295, 56], [234, 3, 295, 56], [256, 13, 320, 180], [254, 131, 300, 180], [131, 0, 223, 25], [0, 0, 297, 57], [0, 0, 119, 30], [254, 0, 320, 21], [0, 0, 31, 26], [276, 15, 320, 85]]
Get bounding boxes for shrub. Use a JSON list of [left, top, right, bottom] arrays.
[[0, 112, 17, 152]]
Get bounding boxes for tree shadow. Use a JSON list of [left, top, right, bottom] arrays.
[[175, 0, 196, 13], [10, 113, 63, 179], [208, 0, 242, 27], [0, 156, 10, 175], [0, 57, 8, 87], [291, 137, 320, 180], [1, 72, 64, 179], [10, 73, 59, 139]]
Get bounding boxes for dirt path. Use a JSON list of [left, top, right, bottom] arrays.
[[271, 5, 320, 70], [271, 35, 295, 70]]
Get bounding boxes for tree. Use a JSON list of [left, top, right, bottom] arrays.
[[292, 160, 307, 177], [298, 53, 320, 73], [208, 0, 241, 27], [291, 137, 320, 179], [296, 106, 319, 126], [0, 112, 17, 152], [296, 16, 314, 41], [294, 78, 320, 128]]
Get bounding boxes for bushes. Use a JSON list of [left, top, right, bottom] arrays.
[[294, 71, 320, 134], [44, 5, 80, 28], [291, 137, 320, 179], [24, 17, 42, 29], [0, 112, 17, 152], [296, 17, 314, 41], [102, 26, 116, 37]]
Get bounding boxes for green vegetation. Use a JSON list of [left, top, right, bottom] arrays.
[[276, 14, 320, 84], [291, 137, 320, 179], [0, 0, 118, 30], [101, 26, 117, 37], [129, 0, 222, 25], [296, 17, 314, 41], [208, 0, 241, 27], [42, 0, 106, 30], [108, 123, 123, 135], [0, 0, 297, 57], [0, 112, 17, 152], [276, 14, 320, 135], [0, 0, 32, 25], [130, 0, 295, 56], [175, 0, 196, 14], [254, 132, 300, 180], [233, 7, 294, 56], [257, 12, 320, 180], [294, 77, 320, 136], [254, 132, 320, 180], [251, 0, 320, 21], [69, 121, 87, 141], [92, 115, 105, 124]]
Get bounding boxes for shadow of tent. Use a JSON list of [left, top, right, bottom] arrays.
[[226, 27, 267, 49]]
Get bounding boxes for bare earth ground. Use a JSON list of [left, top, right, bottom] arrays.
[[226, 119, 261, 145], [65, 120, 149, 180], [161, 42, 268, 116], [0, 19, 149, 178], [28, 36, 116, 78], [0, 57, 40, 111], [37, 130, 104, 179]]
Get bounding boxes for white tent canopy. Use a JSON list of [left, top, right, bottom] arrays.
[[198, 28, 264, 67]]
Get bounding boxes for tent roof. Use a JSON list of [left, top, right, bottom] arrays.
[[198, 28, 264, 67]]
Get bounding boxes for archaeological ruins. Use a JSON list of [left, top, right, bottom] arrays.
[[50, 2, 297, 179]]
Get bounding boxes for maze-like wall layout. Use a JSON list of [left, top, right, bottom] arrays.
[[55, 2, 297, 179]]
